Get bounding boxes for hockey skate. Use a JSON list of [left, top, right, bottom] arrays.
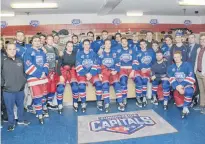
[[142, 97, 147, 107], [118, 103, 125, 112], [151, 95, 158, 105], [123, 98, 127, 106], [136, 97, 143, 108], [181, 107, 190, 119], [97, 101, 103, 111], [105, 104, 110, 113], [58, 104, 63, 115], [73, 103, 78, 112], [163, 100, 168, 110], [38, 115, 44, 125], [81, 103, 86, 113]]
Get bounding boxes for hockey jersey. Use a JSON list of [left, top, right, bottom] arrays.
[[24, 47, 49, 86], [73, 43, 81, 53], [98, 50, 120, 73], [167, 62, 195, 89], [75, 50, 98, 76], [128, 40, 140, 53], [16, 42, 31, 59], [117, 47, 134, 67], [132, 49, 156, 70], [170, 44, 189, 63]]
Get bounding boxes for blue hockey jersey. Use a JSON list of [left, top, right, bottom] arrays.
[[73, 43, 81, 53], [170, 44, 189, 63], [75, 50, 98, 76], [167, 62, 195, 89], [24, 47, 49, 86], [132, 50, 156, 70], [128, 40, 140, 53], [117, 47, 134, 67], [16, 42, 31, 59], [98, 50, 120, 72]]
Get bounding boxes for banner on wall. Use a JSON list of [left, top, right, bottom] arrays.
[[1, 21, 8, 28], [30, 20, 40, 27], [71, 19, 81, 26], [112, 18, 121, 25], [150, 19, 158, 25], [184, 20, 192, 26]]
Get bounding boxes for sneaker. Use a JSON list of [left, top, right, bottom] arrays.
[[73, 103, 78, 112], [17, 120, 31, 125], [193, 106, 203, 111], [118, 103, 125, 112], [81, 103, 87, 113], [123, 98, 127, 106], [97, 101, 103, 111], [38, 115, 44, 125], [136, 98, 143, 108], [151, 95, 158, 105], [3, 118, 8, 122], [105, 104, 110, 113], [26, 105, 36, 114], [200, 108, 205, 114], [182, 107, 190, 119], [7, 125, 15, 132], [47, 103, 58, 110], [142, 97, 147, 107]]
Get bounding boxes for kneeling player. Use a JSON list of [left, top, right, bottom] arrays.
[[168, 51, 195, 118], [76, 39, 102, 112], [56, 41, 79, 113], [98, 39, 125, 112], [24, 35, 49, 124], [151, 51, 170, 110]]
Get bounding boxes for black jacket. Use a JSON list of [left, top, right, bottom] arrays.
[[187, 43, 200, 68], [1, 56, 26, 92]]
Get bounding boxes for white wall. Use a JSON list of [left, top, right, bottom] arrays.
[[1, 14, 205, 26]]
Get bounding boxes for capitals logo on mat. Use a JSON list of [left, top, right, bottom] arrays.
[[89, 114, 156, 135]]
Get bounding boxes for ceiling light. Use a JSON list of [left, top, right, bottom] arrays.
[[11, 3, 58, 9], [126, 11, 143, 16], [0, 12, 15, 17], [178, 0, 205, 6]]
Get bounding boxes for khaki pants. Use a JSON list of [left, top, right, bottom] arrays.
[[196, 71, 205, 107]]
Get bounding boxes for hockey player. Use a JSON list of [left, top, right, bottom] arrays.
[[151, 51, 170, 110], [96, 30, 109, 55], [76, 39, 102, 112], [146, 31, 154, 49], [152, 41, 160, 52], [24, 35, 49, 124], [40, 34, 46, 47], [98, 39, 125, 112], [170, 31, 189, 63], [167, 51, 195, 118], [42, 35, 59, 111], [117, 37, 134, 106], [72, 35, 80, 53], [112, 33, 122, 49], [128, 33, 140, 53], [130, 39, 156, 107], [56, 41, 79, 113]]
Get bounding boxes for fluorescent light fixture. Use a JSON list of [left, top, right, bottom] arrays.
[[0, 12, 15, 17], [11, 3, 58, 9], [178, 0, 205, 6], [127, 11, 143, 16]]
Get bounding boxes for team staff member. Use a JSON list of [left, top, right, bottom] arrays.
[[1, 42, 30, 131]]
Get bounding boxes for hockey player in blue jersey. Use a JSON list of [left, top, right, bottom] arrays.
[[72, 35, 80, 53], [167, 51, 195, 118], [152, 41, 160, 52], [117, 37, 134, 106], [130, 39, 156, 107], [76, 39, 102, 112], [112, 33, 122, 50], [128, 33, 140, 53], [98, 39, 125, 112], [170, 31, 189, 63], [96, 30, 109, 55], [24, 35, 49, 124], [151, 51, 170, 110]]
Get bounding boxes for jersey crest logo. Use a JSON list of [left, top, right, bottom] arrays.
[[36, 56, 44, 66], [175, 72, 185, 82], [141, 56, 152, 64], [120, 54, 132, 63], [102, 58, 114, 68], [89, 113, 156, 135], [82, 59, 93, 68]]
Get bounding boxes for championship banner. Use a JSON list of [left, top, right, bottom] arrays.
[[30, 20, 40, 27], [71, 19, 81, 26], [1, 21, 8, 28], [112, 18, 121, 26], [150, 19, 158, 25], [184, 20, 192, 26]]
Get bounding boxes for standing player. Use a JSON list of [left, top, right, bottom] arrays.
[[40, 34, 46, 47], [145, 31, 154, 49], [152, 41, 160, 52], [131, 39, 156, 107], [72, 35, 80, 53], [98, 39, 125, 112], [151, 51, 170, 110], [168, 51, 195, 118], [117, 37, 134, 106], [24, 35, 49, 124], [76, 39, 102, 112], [42, 35, 59, 111], [128, 33, 140, 53]]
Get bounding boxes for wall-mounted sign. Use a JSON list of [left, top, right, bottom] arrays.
[[1, 21, 8, 28], [30, 20, 40, 27], [150, 19, 158, 25], [184, 20, 192, 26], [112, 18, 121, 25], [71, 19, 81, 26]]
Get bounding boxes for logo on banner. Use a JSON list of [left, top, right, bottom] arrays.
[[1, 21, 8, 28], [184, 20, 192, 26], [150, 19, 158, 25], [72, 19, 81, 26], [112, 18, 121, 25], [89, 113, 156, 135], [30, 20, 40, 27]]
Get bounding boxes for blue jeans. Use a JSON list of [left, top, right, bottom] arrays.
[[3, 91, 25, 126]]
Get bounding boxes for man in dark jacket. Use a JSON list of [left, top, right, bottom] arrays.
[[1, 42, 30, 131]]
